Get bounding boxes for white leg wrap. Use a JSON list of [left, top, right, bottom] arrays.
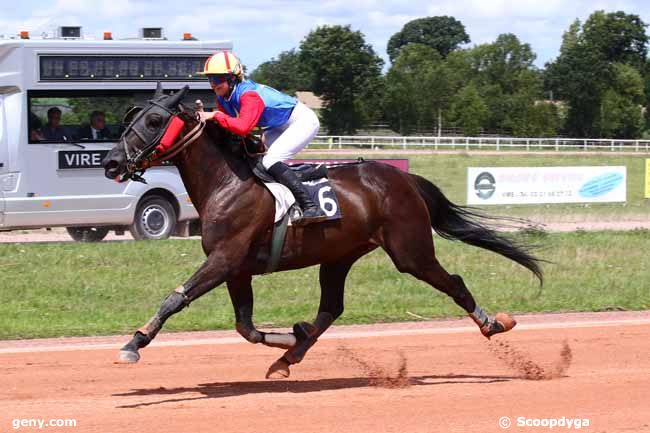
[[470, 305, 489, 326], [264, 333, 297, 348]]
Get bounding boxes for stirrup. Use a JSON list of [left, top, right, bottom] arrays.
[[290, 206, 328, 226]]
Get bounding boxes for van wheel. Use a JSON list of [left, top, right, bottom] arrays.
[[130, 195, 177, 240], [66, 226, 110, 242]]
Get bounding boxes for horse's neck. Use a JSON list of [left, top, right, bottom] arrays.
[[174, 132, 250, 215]]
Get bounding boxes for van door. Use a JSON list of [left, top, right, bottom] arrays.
[[0, 94, 8, 225]]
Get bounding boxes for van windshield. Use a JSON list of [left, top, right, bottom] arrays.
[[28, 89, 215, 144]]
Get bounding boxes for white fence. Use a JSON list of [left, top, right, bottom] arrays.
[[309, 135, 650, 152]]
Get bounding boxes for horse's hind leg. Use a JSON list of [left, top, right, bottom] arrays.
[[226, 274, 297, 349], [266, 255, 359, 379], [382, 223, 515, 339]]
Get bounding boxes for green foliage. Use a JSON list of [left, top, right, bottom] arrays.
[[449, 84, 488, 136], [383, 44, 453, 134], [545, 10, 648, 138], [245, 11, 650, 138], [387, 16, 470, 62], [582, 10, 648, 68], [248, 49, 310, 95], [598, 63, 644, 138], [455, 33, 556, 136], [64, 97, 133, 125], [299, 25, 384, 134]]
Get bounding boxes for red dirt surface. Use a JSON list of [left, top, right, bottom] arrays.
[[1, 311, 649, 433]]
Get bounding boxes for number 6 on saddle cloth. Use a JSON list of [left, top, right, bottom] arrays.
[[249, 157, 343, 224]]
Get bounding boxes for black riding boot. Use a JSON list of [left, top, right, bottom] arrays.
[[267, 162, 327, 224]]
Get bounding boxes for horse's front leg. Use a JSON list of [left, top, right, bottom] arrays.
[[118, 250, 239, 363], [266, 258, 358, 379], [227, 274, 297, 349]]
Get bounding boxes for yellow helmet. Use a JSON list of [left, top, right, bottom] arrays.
[[199, 51, 243, 77]]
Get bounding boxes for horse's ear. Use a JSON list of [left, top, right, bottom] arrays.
[[153, 81, 164, 100], [177, 103, 197, 122], [166, 85, 190, 109]]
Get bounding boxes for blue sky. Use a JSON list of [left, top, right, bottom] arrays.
[[1, 0, 649, 72]]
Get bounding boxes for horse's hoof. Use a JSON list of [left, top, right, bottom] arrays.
[[265, 358, 290, 379], [481, 313, 517, 339], [117, 350, 140, 364], [495, 312, 517, 332]]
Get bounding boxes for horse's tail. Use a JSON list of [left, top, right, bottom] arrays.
[[411, 174, 543, 283]]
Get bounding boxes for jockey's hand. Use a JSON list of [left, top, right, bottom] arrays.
[[197, 111, 216, 122]]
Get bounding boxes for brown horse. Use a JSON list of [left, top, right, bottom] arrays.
[[102, 84, 542, 378]]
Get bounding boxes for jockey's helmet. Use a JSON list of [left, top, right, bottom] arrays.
[[199, 51, 243, 79]]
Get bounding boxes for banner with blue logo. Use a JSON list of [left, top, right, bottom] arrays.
[[467, 166, 626, 205]]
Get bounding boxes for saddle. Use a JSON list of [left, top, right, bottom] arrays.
[[242, 135, 328, 183]]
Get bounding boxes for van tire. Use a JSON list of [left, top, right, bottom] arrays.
[[130, 195, 177, 241], [66, 226, 110, 242]]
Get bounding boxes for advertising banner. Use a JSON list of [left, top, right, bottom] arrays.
[[467, 166, 626, 205]]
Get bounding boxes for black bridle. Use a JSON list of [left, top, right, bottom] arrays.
[[118, 85, 190, 182]]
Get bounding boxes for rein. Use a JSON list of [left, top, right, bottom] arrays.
[[124, 116, 206, 180], [149, 117, 206, 165]]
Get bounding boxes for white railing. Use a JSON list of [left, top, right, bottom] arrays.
[[308, 135, 650, 152]]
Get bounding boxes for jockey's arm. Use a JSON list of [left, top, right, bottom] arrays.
[[212, 92, 265, 136]]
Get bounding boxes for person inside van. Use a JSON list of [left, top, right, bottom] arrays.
[[78, 111, 110, 140], [29, 112, 44, 141], [42, 107, 68, 141]]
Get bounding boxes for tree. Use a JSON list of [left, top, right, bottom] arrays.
[[545, 10, 648, 137], [299, 25, 384, 134], [599, 63, 644, 138], [449, 84, 488, 136], [465, 34, 548, 133], [249, 49, 310, 95], [582, 10, 648, 69], [383, 44, 455, 134], [387, 16, 470, 62]]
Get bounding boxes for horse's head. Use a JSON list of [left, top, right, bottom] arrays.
[[102, 82, 191, 182]]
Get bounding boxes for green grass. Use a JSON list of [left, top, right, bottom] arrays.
[[1, 230, 649, 339], [302, 151, 650, 221]]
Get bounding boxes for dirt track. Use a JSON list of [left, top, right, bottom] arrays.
[[1, 311, 649, 433]]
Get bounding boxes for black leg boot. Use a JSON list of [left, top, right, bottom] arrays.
[[267, 162, 327, 225]]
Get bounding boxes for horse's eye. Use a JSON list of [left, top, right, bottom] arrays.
[[146, 114, 163, 130]]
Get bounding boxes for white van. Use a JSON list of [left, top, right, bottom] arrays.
[[0, 27, 230, 240]]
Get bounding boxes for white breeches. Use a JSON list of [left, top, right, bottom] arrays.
[[262, 102, 320, 169]]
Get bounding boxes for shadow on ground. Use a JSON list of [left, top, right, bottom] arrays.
[[114, 374, 518, 408]]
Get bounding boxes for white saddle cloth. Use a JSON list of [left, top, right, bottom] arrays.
[[263, 182, 296, 223]]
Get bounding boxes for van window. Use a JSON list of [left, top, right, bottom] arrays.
[[28, 89, 215, 144]]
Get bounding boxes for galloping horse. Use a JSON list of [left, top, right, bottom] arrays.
[[102, 84, 542, 378]]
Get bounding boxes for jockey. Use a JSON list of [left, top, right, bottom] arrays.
[[197, 50, 326, 225]]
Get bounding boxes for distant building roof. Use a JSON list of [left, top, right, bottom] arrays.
[[295, 91, 323, 110]]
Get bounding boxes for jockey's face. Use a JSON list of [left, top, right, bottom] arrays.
[[211, 80, 230, 97], [209, 75, 231, 97]]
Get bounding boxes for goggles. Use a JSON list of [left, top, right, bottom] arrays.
[[208, 75, 230, 86]]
